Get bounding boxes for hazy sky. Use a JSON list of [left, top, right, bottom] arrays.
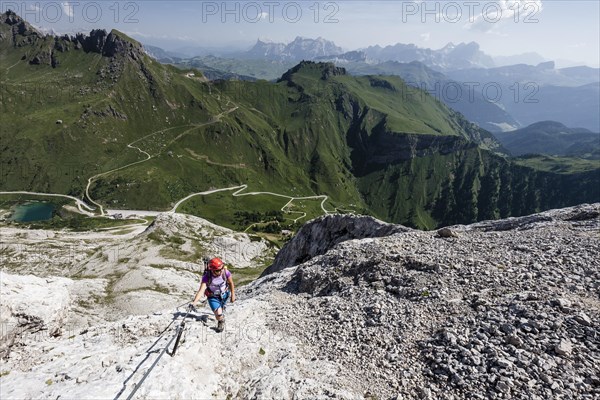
[[6, 1, 600, 66]]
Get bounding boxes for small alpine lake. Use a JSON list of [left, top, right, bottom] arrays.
[[9, 202, 55, 222]]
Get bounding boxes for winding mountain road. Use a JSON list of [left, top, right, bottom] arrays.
[[2, 99, 333, 226], [170, 184, 331, 216], [85, 105, 239, 215]]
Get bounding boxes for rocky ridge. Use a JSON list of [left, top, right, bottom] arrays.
[[0, 212, 272, 327], [261, 214, 410, 276], [250, 204, 600, 399], [1, 11, 146, 69], [0, 10, 41, 46], [1, 205, 598, 399]]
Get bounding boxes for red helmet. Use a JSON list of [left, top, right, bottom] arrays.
[[208, 257, 224, 271]]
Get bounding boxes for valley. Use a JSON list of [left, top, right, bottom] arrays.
[[1, 7, 599, 400], [1, 11, 598, 231]]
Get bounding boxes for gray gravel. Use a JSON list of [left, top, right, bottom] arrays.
[[247, 204, 600, 399]]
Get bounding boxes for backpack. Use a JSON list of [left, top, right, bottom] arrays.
[[203, 266, 229, 297]]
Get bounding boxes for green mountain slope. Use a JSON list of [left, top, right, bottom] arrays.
[[1, 12, 598, 230], [343, 60, 520, 133], [358, 148, 599, 227], [172, 55, 521, 134]]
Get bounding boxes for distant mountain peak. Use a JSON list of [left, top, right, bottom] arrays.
[[529, 120, 568, 129], [278, 61, 347, 83], [363, 40, 494, 70], [0, 10, 42, 41], [1, 11, 144, 60], [315, 50, 368, 63], [536, 61, 555, 70], [494, 121, 598, 158], [246, 36, 342, 61], [68, 28, 144, 58], [2, 12, 148, 70]]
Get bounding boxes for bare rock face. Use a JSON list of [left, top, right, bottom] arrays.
[[3, 10, 146, 72], [143, 212, 271, 268], [0, 272, 73, 358], [261, 214, 410, 277], [251, 203, 600, 399], [0, 10, 42, 46], [70, 29, 143, 58]]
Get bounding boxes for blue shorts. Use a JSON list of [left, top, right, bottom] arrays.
[[207, 292, 229, 312]]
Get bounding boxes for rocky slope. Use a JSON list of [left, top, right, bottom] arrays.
[[1, 272, 351, 399], [0, 212, 273, 327], [250, 204, 600, 399], [1, 205, 598, 399]]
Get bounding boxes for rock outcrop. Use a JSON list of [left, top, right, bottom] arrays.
[[1, 10, 145, 67], [72, 29, 144, 58], [261, 214, 410, 277], [0, 10, 42, 46], [277, 61, 347, 84]]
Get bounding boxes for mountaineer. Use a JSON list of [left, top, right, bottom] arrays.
[[190, 257, 235, 332]]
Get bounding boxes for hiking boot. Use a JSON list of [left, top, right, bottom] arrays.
[[216, 319, 225, 333]]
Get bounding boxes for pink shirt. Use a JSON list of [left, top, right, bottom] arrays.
[[202, 270, 231, 295]]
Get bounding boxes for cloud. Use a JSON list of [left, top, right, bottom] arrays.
[[420, 32, 431, 42], [467, 0, 544, 32], [61, 2, 74, 18], [259, 12, 269, 20]]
